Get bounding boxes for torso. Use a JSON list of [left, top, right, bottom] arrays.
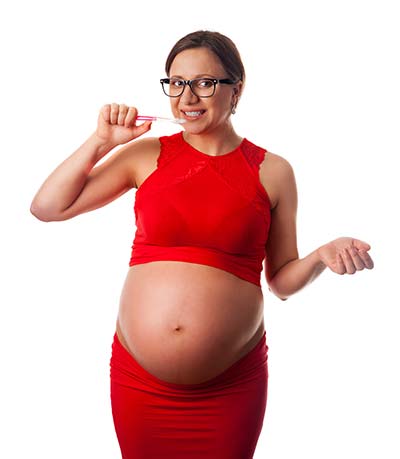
[[116, 137, 279, 385]]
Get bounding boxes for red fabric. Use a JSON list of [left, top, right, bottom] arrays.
[[129, 132, 271, 287], [109, 331, 269, 458]]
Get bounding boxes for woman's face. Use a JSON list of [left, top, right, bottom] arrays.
[[167, 47, 241, 135]]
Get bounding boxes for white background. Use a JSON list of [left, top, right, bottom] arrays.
[[1, 0, 399, 458]]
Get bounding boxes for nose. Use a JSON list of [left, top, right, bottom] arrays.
[[179, 83, 199, 104]]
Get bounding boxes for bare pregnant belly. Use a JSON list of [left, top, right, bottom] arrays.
[[116, 261, 265, 384]]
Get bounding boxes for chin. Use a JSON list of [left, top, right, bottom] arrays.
[[182, 124, 208, 136], [184, 118, 218, 134]]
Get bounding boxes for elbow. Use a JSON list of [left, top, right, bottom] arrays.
[[30, 201, 59, 222], [30, 201, 48, 221], [267, 283, 290, 302], [272, 288, 290, 301], [30, 207, 51, 222]]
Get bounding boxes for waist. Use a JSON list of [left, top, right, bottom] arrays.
[[124, 260, 263, 300], [129, 245, 264, 287]]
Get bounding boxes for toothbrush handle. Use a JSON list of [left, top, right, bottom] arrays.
[[136, 115, 156, 121]]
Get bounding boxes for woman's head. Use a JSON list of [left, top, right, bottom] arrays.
[[165, 30, 245, 85], [164, 31, 245, 134]]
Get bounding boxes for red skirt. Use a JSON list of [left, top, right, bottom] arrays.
[[109, 331, 269, 459]]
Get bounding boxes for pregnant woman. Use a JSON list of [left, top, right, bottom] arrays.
[[30, 30, 374, 459]]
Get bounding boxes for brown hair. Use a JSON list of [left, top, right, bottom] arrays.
[[165, 30, 245, 83]]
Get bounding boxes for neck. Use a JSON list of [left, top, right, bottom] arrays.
[[182, 122, 242, 157]]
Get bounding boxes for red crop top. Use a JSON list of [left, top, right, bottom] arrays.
[[129, 132, 271, 287]]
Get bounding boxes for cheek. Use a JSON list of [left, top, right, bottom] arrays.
[[170, 99, 179, 112], [213, 97, 232, 116], [215, 90, 233, 109]]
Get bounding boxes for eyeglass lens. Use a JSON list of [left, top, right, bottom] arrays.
[[164, 78, 216, 97]]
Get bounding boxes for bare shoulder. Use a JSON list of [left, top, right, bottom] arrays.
[[259, 150, 296, 209], [115, 136, 161, 188], [261, 150, 294, 175], [118, 136, 160, 158]]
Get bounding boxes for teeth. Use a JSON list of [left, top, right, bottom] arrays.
[[184, 111, 203, 116]]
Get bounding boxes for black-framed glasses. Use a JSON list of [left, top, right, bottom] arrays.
[[160, 77, 237, 98]]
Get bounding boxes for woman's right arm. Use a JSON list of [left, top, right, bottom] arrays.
[[30, 103, 152, 222]]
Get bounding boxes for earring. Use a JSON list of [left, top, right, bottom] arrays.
[[231, 92, 238, 114]]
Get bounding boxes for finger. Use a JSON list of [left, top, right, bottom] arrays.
[[124, 107, 138, 128], [134, 120, 152, 136], [101, 104, 111, 122], [110, 103, 119, 124], [341, 248, 356, 274], [352, 239, 371, 252], [348, 247, 365, 271], [118, 104, 129, 126], [334, 253, 346, 275], [358, 250, 374, 269]]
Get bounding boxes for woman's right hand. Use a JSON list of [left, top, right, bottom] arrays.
[[95, 103, 152, 148]]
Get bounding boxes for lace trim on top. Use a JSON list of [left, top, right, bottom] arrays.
[[241, 138, 268, 171], [156, 133, 270, 216], [157, 134, 183, 169]]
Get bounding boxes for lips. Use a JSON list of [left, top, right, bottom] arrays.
[[181, 109, 206, 120]]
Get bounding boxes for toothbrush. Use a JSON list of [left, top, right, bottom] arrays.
[[137, 115, 186, 124]]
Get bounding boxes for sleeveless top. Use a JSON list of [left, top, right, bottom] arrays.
[[129, 132, 271, 287]]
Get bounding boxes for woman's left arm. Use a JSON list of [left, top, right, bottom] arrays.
[[263, 155, 374, 301]]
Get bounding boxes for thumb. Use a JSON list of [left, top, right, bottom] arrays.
[[353, 239, 371, 251], [134, 120, 152, 136]]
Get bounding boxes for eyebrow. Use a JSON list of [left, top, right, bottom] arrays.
[[169, 74, 218, 79]]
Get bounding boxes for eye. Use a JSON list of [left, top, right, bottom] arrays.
[[170, 79, 185, 87], [196, 79, 214, 88]]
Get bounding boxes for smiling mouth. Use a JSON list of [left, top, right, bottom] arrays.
[[181, 110, 206, 118]]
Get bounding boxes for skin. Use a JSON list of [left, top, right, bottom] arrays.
[[30, 47, 374, 384], [167, 48, 244, 155]]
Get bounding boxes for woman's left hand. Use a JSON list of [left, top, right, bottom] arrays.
[[317, 237, 374, 275]]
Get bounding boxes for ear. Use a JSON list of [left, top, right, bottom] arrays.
[[233, 80, 244, 97]]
